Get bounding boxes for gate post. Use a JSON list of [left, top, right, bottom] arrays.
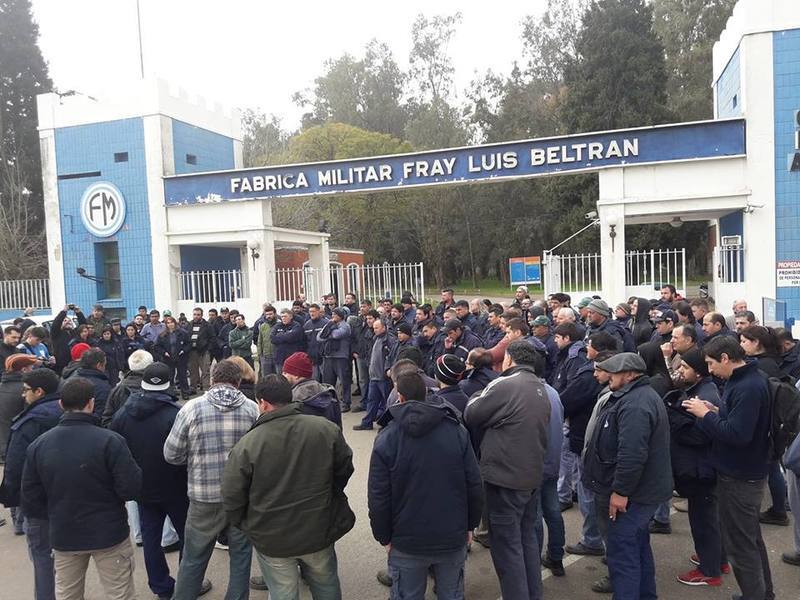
[[598, 204, 627, 302]]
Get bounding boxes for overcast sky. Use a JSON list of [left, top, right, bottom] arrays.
[[30, 0, 547, 130]]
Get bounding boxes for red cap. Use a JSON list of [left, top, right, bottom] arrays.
[[282, 352, 312, 379], [70, 342, 91, 362]]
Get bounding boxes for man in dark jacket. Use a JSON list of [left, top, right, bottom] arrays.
[[482, 306, 505, 350], [354, 318, 395, 431], [100, 349, 153, 427], [531, 315, 558, 383], [464, 340, 551, 600], [302, 304, 328, 381], [434, 288, 455, 324], [48, 306, 86, 374], [683, 336, 773, 600], [282, 352, 342, 428], [0, 369, 61, 600], [74, 348, 112, 418], [433, 354, 469, 416], [583, 352, 672, 600], [187, 308, 212, 395], [318, 308, 352, 411], [369, 372, 482, 599], [459, 348, 499, 399], [271, 309, 305, 374], [21, 376, 142, 599], [111, 362, 190, 600], [222, 374, 355, 599], [584, 299, 635, 352], [442, 319, 482, 362], [0, 325, 22, 376]]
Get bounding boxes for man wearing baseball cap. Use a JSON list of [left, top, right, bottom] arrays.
[[531, 315, 558, 383], [584, 299, 635, 352], [582, 352, 672, 599]]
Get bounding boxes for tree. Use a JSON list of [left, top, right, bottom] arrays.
[[0, 0, 52, 278], [241, 109, 289, 167], [653, 0, 736, 121], [561, 0, 672, 133]]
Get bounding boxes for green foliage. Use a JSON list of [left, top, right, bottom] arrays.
[[241, 109, 288, 167]]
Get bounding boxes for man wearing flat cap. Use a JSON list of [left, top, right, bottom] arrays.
[[582, 352, 672, 599]]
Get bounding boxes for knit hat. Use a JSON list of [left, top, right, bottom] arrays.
[[5, 353, 39, 372], [577, 297, 593, 309], [595, 352, 646, 373], [531, 315, 550, 328], [435, 354, 466, 385], [397, 322, 412, 336], [70, 342, 91, 362], [127, 349, 154, 372], [680, 348, 709, 377], [141, 362, 172, 392], [615, 303, 632, 316], [587, 299, 612, 317], [282, 352, 313, 379]]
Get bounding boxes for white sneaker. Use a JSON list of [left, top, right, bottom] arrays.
[[214, 541, 229, 551]]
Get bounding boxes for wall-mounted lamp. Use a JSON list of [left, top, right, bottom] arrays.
[[609, 224, 617, 252], [247, 239, 261, 269], [670, 217, 683, 229], [77, 267, 104, 283]]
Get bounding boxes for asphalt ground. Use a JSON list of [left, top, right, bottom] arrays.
[[1, 406, 798, 599]]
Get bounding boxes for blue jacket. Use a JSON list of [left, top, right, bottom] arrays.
[[0, 393, 61, 508], [271, 321, 305, 365], [303, 317, 329, 364], [535, 332, 559, 384], [110, 391, 188, 504], [698, 361, 771, 480], [583, 375, 673, 504], [368, 398, 483, 555], [74, 368, 112, 418], [665, 379, 720, 495], [434, 385, 469, 417], [553, 342, 601, 454], [459, 367, 499, 399], [444, 329, 483, 362], [22, 412, 142, 551], [483, 326, 505, 350], [543, 384, 564, 480], [585, 318, 635, 352], [317, 320, 351, 359]]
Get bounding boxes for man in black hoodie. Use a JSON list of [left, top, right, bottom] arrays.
[[111, 362, 194, 600], [369, 371, 482, 599]]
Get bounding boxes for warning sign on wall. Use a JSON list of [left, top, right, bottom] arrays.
[[776, 261, 800, 287]]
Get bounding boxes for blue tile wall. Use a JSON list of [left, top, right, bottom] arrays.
[[717, 47, 742, 119], [774, 30, 800, 315], [55, 118, 154, 319], [171, 119, 235, 175]]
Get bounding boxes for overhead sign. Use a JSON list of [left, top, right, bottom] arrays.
[[163, 119, 746, 205], [80, 182, 126, 237], [509, 256, 542, 286], [777, 260, 800, 287]]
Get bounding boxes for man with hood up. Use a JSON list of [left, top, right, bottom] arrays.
[[369, 371, 483, 600], [630, 298, 653, 347], [164, 359, 259, 600]]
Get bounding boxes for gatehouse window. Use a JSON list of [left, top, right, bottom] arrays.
[[186, 153, 197, 165], [96, 241, 121, 299], [114, 152, 129, 163]]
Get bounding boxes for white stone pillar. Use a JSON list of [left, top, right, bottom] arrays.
[[38, 127, 66, 310], [598, 169, 627, 303]]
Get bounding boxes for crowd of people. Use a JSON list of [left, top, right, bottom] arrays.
[[0, 284, 797, 600]]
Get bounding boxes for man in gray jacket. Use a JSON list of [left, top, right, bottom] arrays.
[[583, 352, 672, 600], [464, 340, 551, 600], [318, 308, 352, 411]]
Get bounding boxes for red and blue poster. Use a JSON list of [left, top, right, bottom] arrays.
[[509, 256, 541, 285]]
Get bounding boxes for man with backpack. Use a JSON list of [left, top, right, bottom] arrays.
[[683, 336, 774, 600]]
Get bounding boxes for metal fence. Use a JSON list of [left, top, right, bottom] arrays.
[[625, 248, 686, 292], [272, 262, 425, 304], [716, 244, 744, 283], [177, 270, 250, 304], [0, 279, 50, 310], [543, 253, 602, 297]]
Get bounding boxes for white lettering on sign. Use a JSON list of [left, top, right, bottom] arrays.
[[777, 261, 800, 287], [80, 182, 126, 238], [230, 172, 309, 194], [467, 151, 518, 173], [530, 138, 639, 167]]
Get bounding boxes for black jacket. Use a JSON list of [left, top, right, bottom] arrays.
[[110, 391, 187, 504], [434, 385, 469, 417], [100, 371, 145, 427], [483, 325, 505, 350], [630, 298, 653, 347], [583, 375, 673, 505], [0, 392, 61, 508], [271, 321, 305, 366], [779, 344, 800, 380], [586, 318, 636, 352], [444, 329, 483, 362], [553, 342, 600, 454], [458, 367, 499, 399], [0, 371, 25, 446], [369, 398, 483, 555], [187, 318, 212, 353], [74, 368, 112, 418], [49, 310, 86, 372], [303, 317, 329, 364], [155, 328, 190, 365], [0, 342, 19, 376], [21, 412, 142, 551], [464, 365, 551, 491]]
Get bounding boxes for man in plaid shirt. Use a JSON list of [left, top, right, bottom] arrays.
[[164, 359, 259, 600]]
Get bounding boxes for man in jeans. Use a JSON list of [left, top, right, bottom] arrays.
[[583, 353, 672, 600], [164, 359, 259, 600], [21, 377, 142, 599], [0, 368, 62, 600], [683, 336, 774, 600], [464, 340, 551, 600], [353, 317, 395, 431], [223, 374, 355, 599], [369, 371, 483, 598]]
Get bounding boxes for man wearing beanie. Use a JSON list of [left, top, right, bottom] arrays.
[[433, 354, 468, 415], [61, 343, 91, 380], [388, 322, 414, 368], [282, 352, 341, 427], [666, 348, 727, 587], [584, 299, 635, 352], [101, 349, 154, 427]]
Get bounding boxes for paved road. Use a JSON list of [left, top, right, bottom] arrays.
[[1, 407, 798, 599]]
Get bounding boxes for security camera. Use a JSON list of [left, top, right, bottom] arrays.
[[585, 211, 598, 220]]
